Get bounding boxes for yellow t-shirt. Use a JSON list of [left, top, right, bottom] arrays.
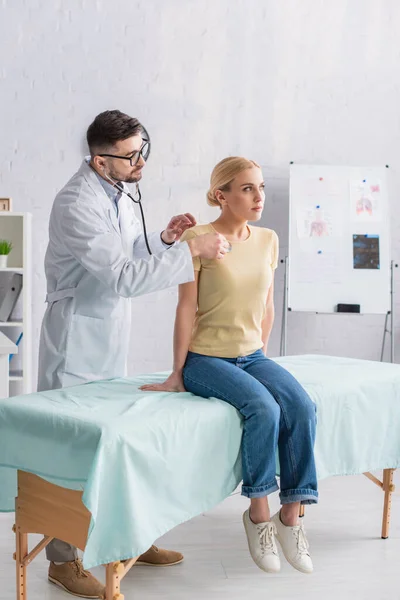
[[180, 223, 279, 358]]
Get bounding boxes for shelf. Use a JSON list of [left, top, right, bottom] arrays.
[[0, 212, 32, 396], [0, 332, 17, 353], [9, 370, 23, 381], [0, 213, 26, 217], [0, 320, 23, 327]]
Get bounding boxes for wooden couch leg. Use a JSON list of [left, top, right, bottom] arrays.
[[15, 526, 28, 600], [382, 468, 395, 539], [105, 562, 125, 600]]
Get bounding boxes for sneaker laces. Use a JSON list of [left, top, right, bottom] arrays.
[[72, 559, 89, 578], [257, 522, 278, 556], [293, 523, 310, 556]]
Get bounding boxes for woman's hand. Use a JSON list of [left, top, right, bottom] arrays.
[[139, 371, 186, 393]]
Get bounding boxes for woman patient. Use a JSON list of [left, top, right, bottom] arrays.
[[141, 157, 318, 574]]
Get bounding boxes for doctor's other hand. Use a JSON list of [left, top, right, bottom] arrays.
[[161, 213, 197, 244], [140, 371, 186, 393], [187, 233, 229, 260]]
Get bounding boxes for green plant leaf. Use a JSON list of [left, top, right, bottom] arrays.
[[0, 240, 13, 255]]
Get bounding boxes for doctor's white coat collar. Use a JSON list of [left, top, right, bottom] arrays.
[[81, 156, 129, 207]]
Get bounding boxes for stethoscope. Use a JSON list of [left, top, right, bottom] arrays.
[[101, 127, 153, 256]]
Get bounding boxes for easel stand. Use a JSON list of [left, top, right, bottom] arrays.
[[280, 257, 397, 364], [381, 261, 399, 362]]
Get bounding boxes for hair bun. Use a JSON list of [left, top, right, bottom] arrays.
[[207, 190, 220, 208]]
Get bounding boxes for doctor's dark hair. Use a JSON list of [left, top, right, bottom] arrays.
[[87, 110, 143, 156]]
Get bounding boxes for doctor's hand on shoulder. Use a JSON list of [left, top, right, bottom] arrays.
[[161, 213, 197, 244], [140, 370, 185, 393], [161, 213, 229, 260]]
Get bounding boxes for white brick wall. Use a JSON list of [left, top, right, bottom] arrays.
[[1, 0, 399, 385]]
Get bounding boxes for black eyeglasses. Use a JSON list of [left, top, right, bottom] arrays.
[[99, 140, 150, 167]]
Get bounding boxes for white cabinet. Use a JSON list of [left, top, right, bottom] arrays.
[[0, 332, 17, 398], [0, 213, 32, 396]]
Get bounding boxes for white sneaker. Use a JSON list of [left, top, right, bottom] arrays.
[[271, 511, 313, 574], [242, 509, 280, 573]]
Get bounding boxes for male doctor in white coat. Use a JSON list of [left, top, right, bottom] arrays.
[[38, 110, 229, 599]]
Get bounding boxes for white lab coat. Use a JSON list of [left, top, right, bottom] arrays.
[[37, 159, 194, 391]]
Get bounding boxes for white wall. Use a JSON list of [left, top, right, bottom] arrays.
[[1, 0, 400, 384]]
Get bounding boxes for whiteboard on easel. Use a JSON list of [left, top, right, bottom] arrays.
[[288, 164, 391, 314]]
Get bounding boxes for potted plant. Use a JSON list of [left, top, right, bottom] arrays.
[[0, 240, 13, 268]]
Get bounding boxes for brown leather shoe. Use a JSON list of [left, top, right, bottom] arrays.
[[136, 545, 184, 567], [48, 559, 105, 598]]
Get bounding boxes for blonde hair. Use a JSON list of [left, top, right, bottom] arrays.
[[207, 157, 261, 208]]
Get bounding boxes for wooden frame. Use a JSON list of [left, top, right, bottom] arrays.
[[0, 198, 12, 212], [13, 470, 138, 600], [299, 469, 396, 539], [363, 469, 396, 538]]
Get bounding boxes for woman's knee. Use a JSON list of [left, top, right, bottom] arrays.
[[297, 394, 317, 427], [275, 378, 316, 423], [245, 393, 281, 423]]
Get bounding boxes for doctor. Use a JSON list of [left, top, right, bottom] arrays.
[[38, 110, 229, 599]]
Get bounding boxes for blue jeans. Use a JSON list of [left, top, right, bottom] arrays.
[[183, 349, 318, 505]]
